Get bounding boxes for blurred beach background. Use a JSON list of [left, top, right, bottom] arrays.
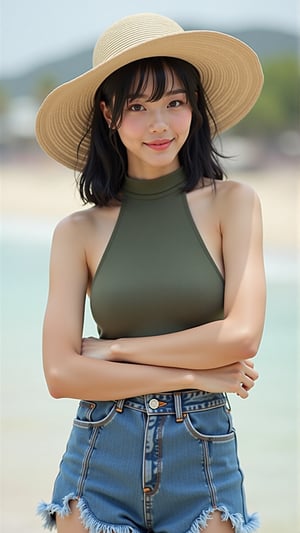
[[1, 1, 299, 532]]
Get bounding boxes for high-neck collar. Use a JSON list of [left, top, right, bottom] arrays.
[[122, 168, 186, 198]]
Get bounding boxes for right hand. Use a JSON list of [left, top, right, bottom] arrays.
[[195, 359, 259, 399]]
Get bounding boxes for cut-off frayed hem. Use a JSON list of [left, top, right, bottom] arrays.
[[186, 506, 260, 533], [38, 496, 260, 533], [37, 493, 140, 533]]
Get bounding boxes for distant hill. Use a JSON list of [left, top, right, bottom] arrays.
[[0, 28, 298, 99]]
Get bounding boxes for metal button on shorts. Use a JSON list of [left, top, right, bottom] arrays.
[[149, 398, 159, 409]]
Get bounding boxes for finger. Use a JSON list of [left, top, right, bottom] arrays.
[[241, 362, 259, 381], [242, 373, 257, 389], [245, 367, 259, 381], [236, 383, 249, 399]]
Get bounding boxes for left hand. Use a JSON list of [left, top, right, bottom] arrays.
[[81, 337, 115, 360]]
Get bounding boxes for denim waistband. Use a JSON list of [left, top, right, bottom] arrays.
[[115, 390, 227, 422]]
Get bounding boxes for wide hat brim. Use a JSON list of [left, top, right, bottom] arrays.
[[36, 20, 263, 171]]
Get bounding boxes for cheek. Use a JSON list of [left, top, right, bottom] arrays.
[[177, 109, 193, 137], [118, 116, 144, 143]]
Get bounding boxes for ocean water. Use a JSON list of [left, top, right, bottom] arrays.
[[1, 217, 299, 532]]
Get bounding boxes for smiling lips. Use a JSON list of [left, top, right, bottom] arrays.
[[144, 139, 174, 151]]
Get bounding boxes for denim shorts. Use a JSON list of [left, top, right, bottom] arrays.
[[38, 390, 259, 533]]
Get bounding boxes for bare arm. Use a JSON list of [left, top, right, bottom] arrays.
[[85, 182, 266, 370], [43, 212, 258, 401], [42, 214, 200, 400]]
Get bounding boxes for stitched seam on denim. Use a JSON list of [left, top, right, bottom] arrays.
[[233, 432, 248, 519], [73, 404, 116, 428], [144, 494, 153, 530], [78, 401, 97, 422], [142, 415, 149, 494], [115, 398, 125, 412], [123, 399, 226, 414], [174, 392, 183, 421], [142, 415, 165, 529], [142, 416, 153, 529], [184, 415, 235, 442], [143, 416, 164, 496], [123, 403, 147, 413], [151, 416, 164, 495], [185, 400, 226, 412], [86, 402, 96, 421], [76, 427, 99, 497], [203, 440, 217, 507]]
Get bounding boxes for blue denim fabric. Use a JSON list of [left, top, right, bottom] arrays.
[[38, 390, 259, 533]]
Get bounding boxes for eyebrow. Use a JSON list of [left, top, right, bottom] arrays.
[[128, 88, 187, 101]]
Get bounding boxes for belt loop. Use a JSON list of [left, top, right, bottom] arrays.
[[174, 392, 184, 422], [115, 399, 125, 413], [225, 393, 231, 412]]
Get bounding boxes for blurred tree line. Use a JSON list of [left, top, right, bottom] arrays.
[[0, 54, 299, 141], [232, 55, 299, 137]]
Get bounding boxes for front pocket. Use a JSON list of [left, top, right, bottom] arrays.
[[184, 405, 235, 442], [73, 400, 117, 429]]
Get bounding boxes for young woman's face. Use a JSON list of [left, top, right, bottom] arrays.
[[108, 69, 192, 179]]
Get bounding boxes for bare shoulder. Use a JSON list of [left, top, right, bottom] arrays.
[[53, 207, 96, 242], [213, 180, 263, 238], [196, 178, 260, 202], [215, 179, 262, 212], [215, 179, 259, 198]]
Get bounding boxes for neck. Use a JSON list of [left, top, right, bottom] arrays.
[[123, 167, 186, 197], [127, 161, 180, 181]]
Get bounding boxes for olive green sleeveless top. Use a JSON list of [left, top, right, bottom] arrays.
[[90, 168, 224, 339]]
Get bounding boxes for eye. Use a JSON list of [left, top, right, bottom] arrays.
[[168, 99, 184, 108], [128, 103, 145, 112]]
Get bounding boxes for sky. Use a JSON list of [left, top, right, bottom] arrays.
[[1, 0, 299, 77]]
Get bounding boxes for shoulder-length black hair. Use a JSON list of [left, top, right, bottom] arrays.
[[77, 56, 225, 206]]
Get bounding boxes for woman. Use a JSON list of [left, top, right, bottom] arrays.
[[37, 13, 265, 533]]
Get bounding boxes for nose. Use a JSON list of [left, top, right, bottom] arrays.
[[149, 109, 168, 133]]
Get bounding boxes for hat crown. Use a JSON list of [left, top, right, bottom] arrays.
[[92, 13, 183, 67], [36, 13, 263, 171]]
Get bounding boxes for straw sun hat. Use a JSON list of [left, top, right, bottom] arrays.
[[35, 13, 263, 170]]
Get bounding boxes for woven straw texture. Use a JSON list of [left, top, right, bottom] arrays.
[[35, 13, 263, 170]]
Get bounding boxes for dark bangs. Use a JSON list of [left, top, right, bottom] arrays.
[[102, 57, 202, 129], [78, 57, 225, 206]]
